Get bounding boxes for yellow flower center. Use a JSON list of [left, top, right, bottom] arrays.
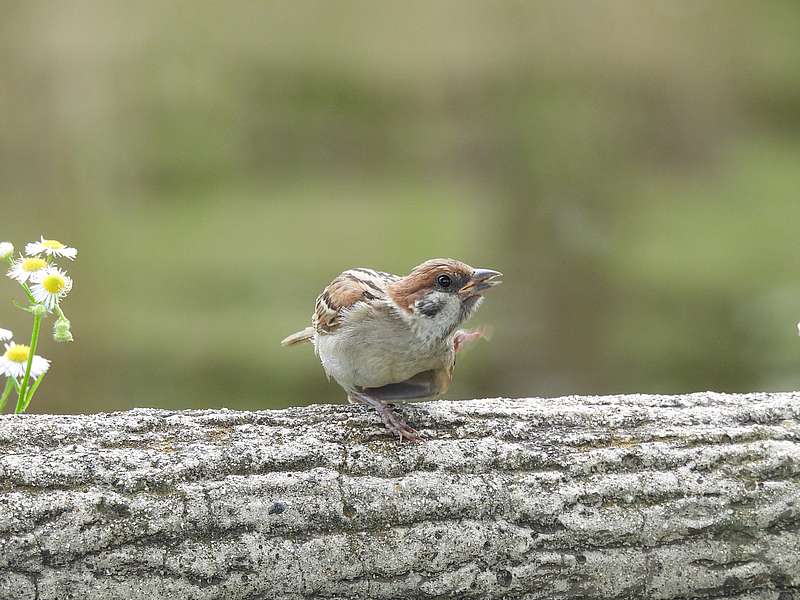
[[5, 344, 29, 363], [42, 274, 65, 294], [42, 239, 65, 250], [22, 257, 47, 272]]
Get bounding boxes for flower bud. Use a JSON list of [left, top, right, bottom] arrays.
[[54, 315, 73, 343], [0, 242, 13, 260]]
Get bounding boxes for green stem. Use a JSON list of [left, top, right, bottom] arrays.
[[20, 282, 36, 304], [22, 372, 45, 412], [15, 311, 43, 414], [0, 378, 13, 413]]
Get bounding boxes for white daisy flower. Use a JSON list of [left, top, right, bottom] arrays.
[[0, 328, 12, 342], [0, 342, 50, 379], [30, 267, 73, 310], [0, 242, 13, 260], [25, 236, 78, 260], [7, 255, 48, 284]]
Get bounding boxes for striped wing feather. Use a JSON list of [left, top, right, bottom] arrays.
[[312, 269, 397, 334]]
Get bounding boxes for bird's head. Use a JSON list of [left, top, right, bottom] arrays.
[[389, 258, 503, 342]]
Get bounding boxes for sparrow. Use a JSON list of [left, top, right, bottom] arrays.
[[281, 258, 503, 441]]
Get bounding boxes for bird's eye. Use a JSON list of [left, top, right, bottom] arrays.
[[437, 274, 452, 288]]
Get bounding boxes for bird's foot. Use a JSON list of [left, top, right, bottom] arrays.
[[350, 392, 421, 442], [453, 326, 491, 353], [376, 404, 421, 442]]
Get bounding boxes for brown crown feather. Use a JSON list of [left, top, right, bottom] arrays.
[[388, 258, 473, 312]]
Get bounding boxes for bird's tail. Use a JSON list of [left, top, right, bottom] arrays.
[[281, 326, 315, 347]]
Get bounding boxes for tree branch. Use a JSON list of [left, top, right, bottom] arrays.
[[1, 393, 799, 599]]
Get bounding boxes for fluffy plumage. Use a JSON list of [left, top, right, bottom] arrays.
[[282, 258, 502, 440]]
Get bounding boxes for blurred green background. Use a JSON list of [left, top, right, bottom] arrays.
[[2, 1, 799, 414]]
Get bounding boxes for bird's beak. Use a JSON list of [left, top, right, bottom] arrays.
[[460, 268, 503, 297]]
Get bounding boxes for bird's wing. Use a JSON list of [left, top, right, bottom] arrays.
[[360, 368, 453, 401], [313, 268, 398, 334]]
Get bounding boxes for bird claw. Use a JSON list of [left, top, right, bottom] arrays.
[[453, 327, 491, 353], [350, 391, 422, 442], [377, 405, 422, 442]]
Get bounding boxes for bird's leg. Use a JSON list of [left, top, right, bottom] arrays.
[[349, 390, 421, 442], [453, 327, 492, 352], [453, 329, 481, 353], [350, 369, 453, 441]]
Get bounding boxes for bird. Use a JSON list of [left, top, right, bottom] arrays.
[[281, 258, 503, 441]]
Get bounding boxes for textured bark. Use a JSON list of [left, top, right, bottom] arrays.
[[1, 393, 799, 600]]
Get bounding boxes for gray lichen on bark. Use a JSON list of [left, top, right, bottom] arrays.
[[0, 392, 799, 599]]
